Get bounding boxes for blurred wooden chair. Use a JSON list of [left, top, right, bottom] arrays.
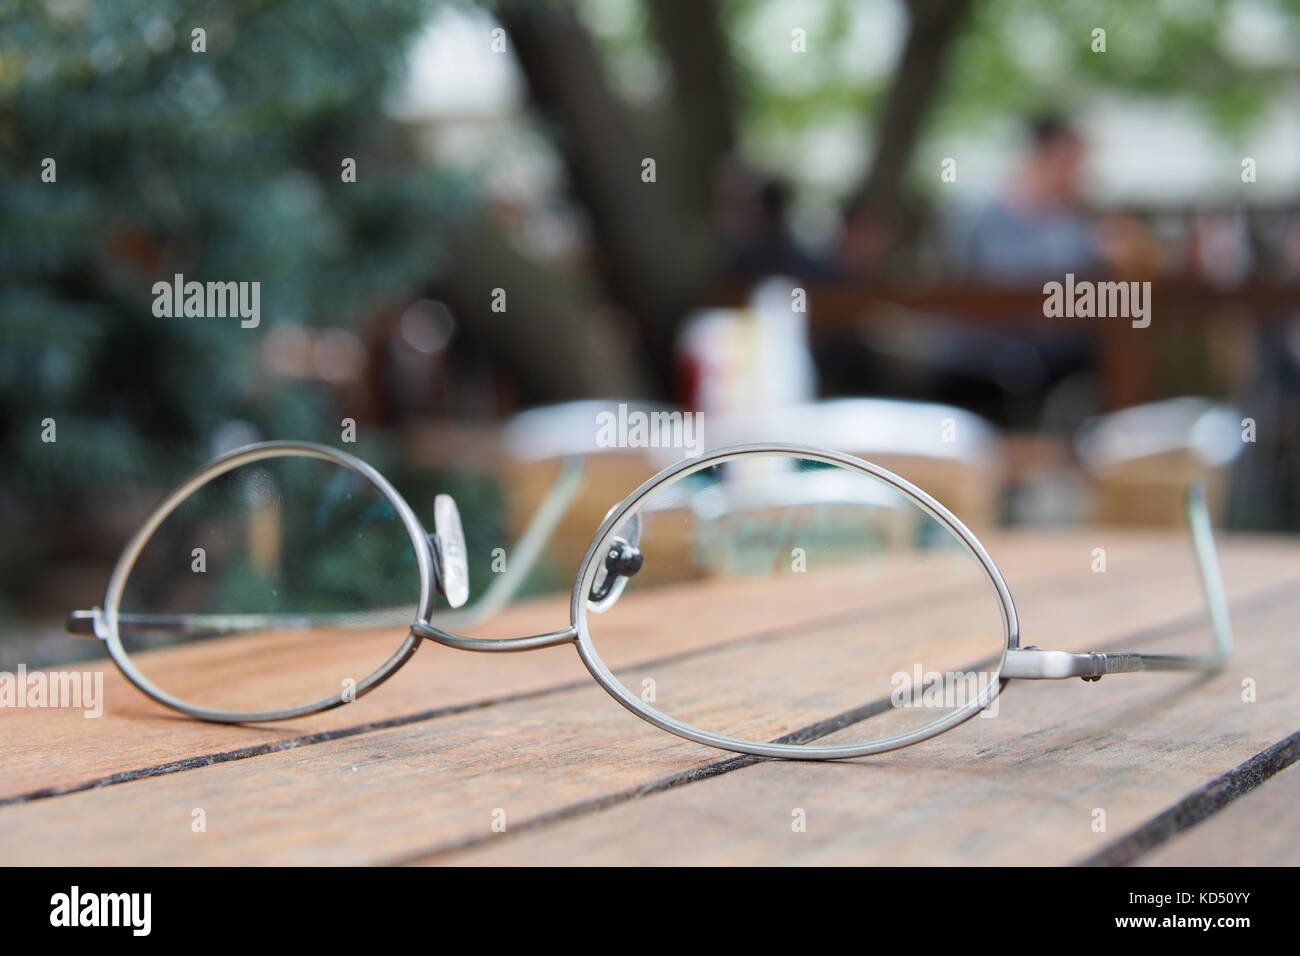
[[1076, 397, 1242, 526], [705, 398, 1004, 531], [499, 397, 1005, 592], [500, 400, 686, 583]]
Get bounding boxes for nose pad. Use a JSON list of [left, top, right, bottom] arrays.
[[430, 494, 470, 609], [588, 512, 642, 613]]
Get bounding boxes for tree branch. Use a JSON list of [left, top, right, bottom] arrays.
[[852, 0, 974, 220], [433, 218, 651, 402], [645, 0, 737, 214], [500, 2, 716, 394]]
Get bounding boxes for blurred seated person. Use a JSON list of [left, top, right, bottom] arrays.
[[715, 160, 838, 281], [921, 115, 1114, 430], [948, 116, 1100, 281], [814, 198, 897, 395]]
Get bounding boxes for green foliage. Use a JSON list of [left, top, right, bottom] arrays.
[[721, 0, 1300, 203], [942, 0, 1297, 135], [0, 0, 462, 505]]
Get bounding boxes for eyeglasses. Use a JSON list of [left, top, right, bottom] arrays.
[[68, 440, 1232, 760]]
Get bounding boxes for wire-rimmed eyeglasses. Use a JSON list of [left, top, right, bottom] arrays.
[[68, 440, 1232, 760]]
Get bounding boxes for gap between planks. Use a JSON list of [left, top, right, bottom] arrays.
[[395, 581, 1300, 866], [2, 536, 1295, 865], [0, 534, 1190, 806]]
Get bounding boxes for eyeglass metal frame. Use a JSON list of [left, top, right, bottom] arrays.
[[68, 439, 1233, 761]]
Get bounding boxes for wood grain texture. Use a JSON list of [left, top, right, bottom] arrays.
[[0, 532, 1296, 866], [1135, 753, 1300, 867], [0, 530, 1147, 802], [428, 592, 1300, 866]]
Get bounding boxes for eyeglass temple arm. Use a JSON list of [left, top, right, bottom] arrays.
[[67, 455, 586, 639], [1002, 482, 1232, 681]]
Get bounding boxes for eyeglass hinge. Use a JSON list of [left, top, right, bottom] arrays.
[[66, 608, 107, 640], [1004, 647, 1148, 680]]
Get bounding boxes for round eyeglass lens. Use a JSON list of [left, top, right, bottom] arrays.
[[110, 451, 423, 718], [578, 451, 1010, 753]]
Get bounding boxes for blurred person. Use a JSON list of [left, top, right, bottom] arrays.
[[715, 159, 836, 281], [813, 198, 901, 396], [920, 115, 1116, 429], [1225, 211, 1300, 532], [707, 159, 849, 404], [1094, 210, 1165, 281], [836, 197, 900, 280], [948, 116, 1101, 281]]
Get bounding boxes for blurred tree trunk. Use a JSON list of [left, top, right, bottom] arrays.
[[646, 0, 737, 213], [852, 0, 974, 220], [496, 0, 969, 396], [435, 219, 652, 401], [500, 3, 719, 397]]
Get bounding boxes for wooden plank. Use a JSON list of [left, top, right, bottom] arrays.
[[708, 280, 1300, 328], [424, 569, 1300, 866], [0, 534, 1294, 865], [1134, 757, 1300, 867], [0, 530, 1157, 802]]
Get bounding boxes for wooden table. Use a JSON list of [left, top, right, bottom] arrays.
[[2, 530, 1298, 866]]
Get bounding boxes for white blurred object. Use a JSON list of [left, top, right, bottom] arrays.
[[689, 466, 903, 524], [503, 399, 679, 462], [500, 400, 685, 582], [751, 276, 817, 411], [677, 309, 738, 419], [677, 276, 816, 424], [1193, 211, 1254, 289], [710, 397, 1003, 528], [1076, 397, 1243, 473], [1075, 397, 1242, 527], [709, 397, 1000, 467]]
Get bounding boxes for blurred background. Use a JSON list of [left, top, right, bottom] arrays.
[[4, 0, 1300, 669]]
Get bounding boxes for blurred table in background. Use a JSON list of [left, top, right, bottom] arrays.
[[710, 280, 1300, 411]]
